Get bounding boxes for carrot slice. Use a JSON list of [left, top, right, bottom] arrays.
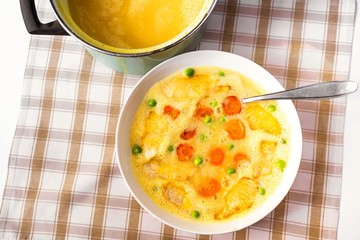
[[197, 177, 221, 197], [222, 96, 242, 115], [226, 119, 245, 140], [195, 107, 213, 118], [214, 85, 231, 93], [180, 129, 196, 140], [234, 153, 249, 163], [164, 105, 180, 119], [176, 143, 194, 161], [209, 148, 225, 166]]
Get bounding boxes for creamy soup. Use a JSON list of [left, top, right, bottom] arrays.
[[130, 66, 291, 222], [68, 0, 210, 49]]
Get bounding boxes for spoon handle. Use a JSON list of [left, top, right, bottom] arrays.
[[242, 81, 358, 104]]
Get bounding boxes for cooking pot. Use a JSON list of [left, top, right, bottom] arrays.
[[20, 0, 217, 75]]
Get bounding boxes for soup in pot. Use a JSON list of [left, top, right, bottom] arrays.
[[129, 66, 291, 222], [68, 0, 211, 49]]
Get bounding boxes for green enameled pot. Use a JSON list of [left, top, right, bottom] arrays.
[[20, 0, 217, 75]]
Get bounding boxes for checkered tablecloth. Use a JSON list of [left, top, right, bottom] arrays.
[[0, 0, 356, 239]]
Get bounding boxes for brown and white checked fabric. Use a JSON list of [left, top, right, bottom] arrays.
[[0, 0, 356, 239]]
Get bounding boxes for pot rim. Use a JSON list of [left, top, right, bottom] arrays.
[[49, 0, 217, 58]]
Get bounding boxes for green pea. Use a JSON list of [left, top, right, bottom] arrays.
[[147, 99, 157, 107], [194, 156, 203, 166], [259, 187, 266, 195], [204, 116, 212, 123], [167, 145, 174, 152], [267, 104, 276, 112], [228, 143, 234, 150], [191, 210, 200, 218], [184, 67, 195, 77], [281, 139, 287, 144], [199, 134, 206, 141], [210, 100, 218, 107], [132, 144, 142, 155], [220, 115, 227, 122], [218, 71, 225, 77], [276, 159, 287, 172], [227, 167, 236, 174]]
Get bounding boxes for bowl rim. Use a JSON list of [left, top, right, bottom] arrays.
[[115, 50, 303, 234]]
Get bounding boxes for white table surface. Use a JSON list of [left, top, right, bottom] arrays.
[[1, 1, 359, 239]]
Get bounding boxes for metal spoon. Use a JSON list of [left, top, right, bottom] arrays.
[[242, 81, 358, 104]]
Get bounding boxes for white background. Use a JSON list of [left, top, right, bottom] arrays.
[[1, 1, 359, 239]]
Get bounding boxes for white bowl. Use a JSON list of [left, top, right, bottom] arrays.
[[115, 50, 302, 234]]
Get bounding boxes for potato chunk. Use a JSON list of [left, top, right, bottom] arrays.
[[215, 178, 258, 219], [144, 159, 195, 180], [243, 104, 282, 135], [142, 111, 168, 159], [164, 74, 215, 99]]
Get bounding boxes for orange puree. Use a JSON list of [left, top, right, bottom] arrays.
[[68, 0, 209, 49]]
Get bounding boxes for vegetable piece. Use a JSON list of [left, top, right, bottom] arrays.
[[267, 104, 276, 112], [183, 67, 195, 77], [222, 96, 242, 115], [276, 159, 287, 172], [164, 105, 180, 119], [253, 140, 278, 177], [199, 134, 206, 141], [218, 71, 225, 77], [142, 111, 168, 159], [243, 104, 282, 135], [210, 100, 218, 107], [204, 116, 212, 124], [144, 160, 195, 180], [176, 143, 194, 161], [227, 167, 236, 174], [132, 144, 142, 155], [215, 85, 231, 93], [228, 143, 234, 150], [195, 107, 213, 118], [209, 148, 225, 166], [180, 129, 196, 140], [147, 99, 157, 107], [164, 74, 215, 99], [215, 178, 258, 219], [225, 119, 246, 140], [197, 177, 221, 197], [194, 156, 203, 166], [191, 210, 200, 218], [167, 145, 174, 152], [260, 140, 278, 157], [259, 187, 266, 195], [233, 153, 249, 163]]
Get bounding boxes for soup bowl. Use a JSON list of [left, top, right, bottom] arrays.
[[115, 50, 302, 234], [20, 0, 217, 75]]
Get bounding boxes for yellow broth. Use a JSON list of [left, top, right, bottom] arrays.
[[68, 0, 210, 49], [130, 66, 291, 222]]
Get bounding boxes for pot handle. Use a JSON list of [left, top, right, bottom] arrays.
[[20, 0, 69, 35]]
